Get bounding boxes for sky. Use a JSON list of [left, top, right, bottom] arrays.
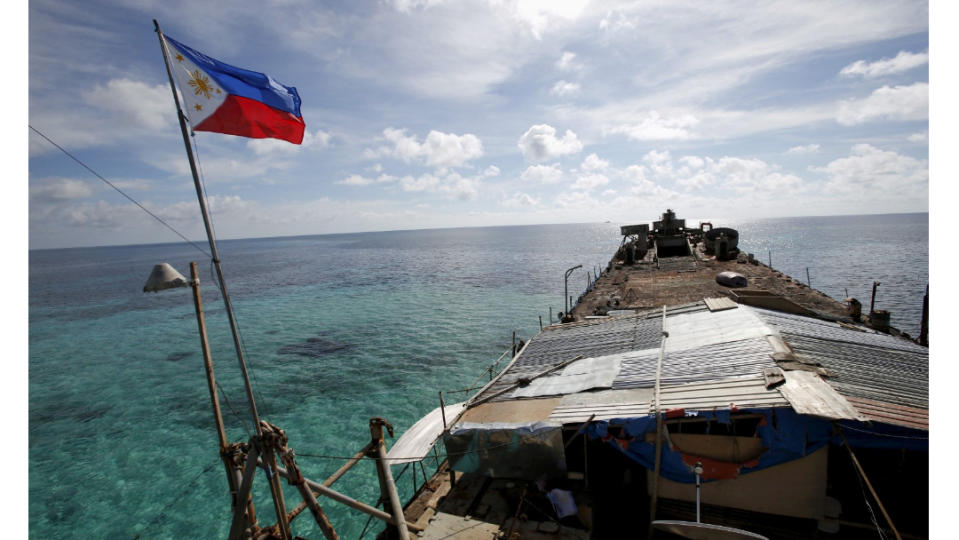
[[26, 0, 932, 249]]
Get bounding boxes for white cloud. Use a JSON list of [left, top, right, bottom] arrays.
[[907, 132, 928, 143], [520, 164, 564, 184], [786, 144, 821, 155], [814, 144, 927, 196], [572, 173, 609, 191], [391, 0, 448, 12], [714, 157, 803, 196], [483, 165, 501, 177], [836, 83, 928, 125], [840, 51, 928, 78], [83, 78, 171, 131], [557, 51, 577, 70], [609, 111, 700, 141], [621, 165, 648, 184], [581, 153, 609, 172], [598, 10, 635, 32], [30, 178, 94, 202], [247, 129, 331, 156], [550, 80, 581, 97], [501, 192, 539, 208], [337, 174, 397, 186], [398, 170, 480, 200], [518, 124, 583, 162], [508, 0, 589, 39], [367, 128, 484, 168]]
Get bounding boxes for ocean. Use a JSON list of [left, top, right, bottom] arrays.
[[28, 213, 928, 539]]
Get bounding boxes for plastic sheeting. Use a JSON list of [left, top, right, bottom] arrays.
[[444, 421, 566, 480], [583, 407, 928, 484], [387, 402, 466, 464]]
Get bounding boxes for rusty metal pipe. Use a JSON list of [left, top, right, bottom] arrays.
[[268, 462, 424, 533]]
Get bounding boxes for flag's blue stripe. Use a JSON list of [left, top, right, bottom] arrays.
[[165, 35, 302, 118]]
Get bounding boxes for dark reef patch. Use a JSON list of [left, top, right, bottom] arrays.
[[165, 351, 193, 362], [278, 337, 352, 358]]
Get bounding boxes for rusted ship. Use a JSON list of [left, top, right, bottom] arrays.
[[184, 210, 926, 540], [374, 209, 929, 540]]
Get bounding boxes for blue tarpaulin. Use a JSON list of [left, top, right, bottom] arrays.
[[585, 407, 927, 484]]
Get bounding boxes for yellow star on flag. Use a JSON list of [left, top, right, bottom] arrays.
[[194, 104, 203, 111]]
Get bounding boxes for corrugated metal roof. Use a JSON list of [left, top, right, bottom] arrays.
[[466, 302, 928, 431], [843, 396, 928, 430], [752, 307, 928, 410], [614, 337, 775, 389], [777, 370, 865, 421], [657, 375, 789, 411]]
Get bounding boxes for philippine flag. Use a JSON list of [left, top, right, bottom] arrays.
[[163, 35, 305, 144]]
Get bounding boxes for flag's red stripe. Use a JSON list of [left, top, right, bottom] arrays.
[[195, 95, 305, 144]]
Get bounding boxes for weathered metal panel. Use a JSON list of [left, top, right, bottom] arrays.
[[549, 388, 652, 423], [704, 296, 738, 312], [844, 395, 929, 430], [777, 370, 865, 421], [615, 337, 776, 389], [655, 375, 790, 411]]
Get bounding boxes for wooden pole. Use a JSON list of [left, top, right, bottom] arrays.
[[228, 444, 261, 540], [838, 427, 902, 540], [648, 306, 668, 535], [288, 442, 374, 522], [293, 481, 338, 539], [270, 463, 424, 533], [369, 419, 411, 540], [189, 263, 254, 525]]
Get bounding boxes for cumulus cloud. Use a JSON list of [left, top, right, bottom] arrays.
[[908, 132, 928, 143], [398, 170, 480, 200], [840, 51, 928, 78], [786, 144, 821, 155], [248, 129, 331, 156], [628, 149, 803, 198], [609, 111, 699, 141], [572, 173, 609, 191], [30, 178, 95, 202], [580, 153, 609, 172], [550, 80, 581, 97], [366, 128, 484, 168], [556, 51, 577, 70], [836, 83, 928, 125], [518, 124, 583, 162], [501, 192, 539, 208], [509, 0, 589, 39], [83, 78, 171, 131], [814, 144, 927, 196], [520, 164, 564, 184], [483, 165, 501, 177], [337, 174, 397, 186]]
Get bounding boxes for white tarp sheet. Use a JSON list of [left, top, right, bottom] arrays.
[[511, 355, 623, 398], [386, 401, 466, 464]]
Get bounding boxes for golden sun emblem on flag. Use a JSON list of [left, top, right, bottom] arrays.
[[188, 69, 215, 99]]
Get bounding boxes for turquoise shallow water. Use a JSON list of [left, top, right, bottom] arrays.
[[28, 215, 927, 539]]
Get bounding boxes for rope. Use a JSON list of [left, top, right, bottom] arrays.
[[216, 380, 253, 439], [295, 440, 515, 462], [28, 125, 211, 258], [839, 424, 928, 440], [131, 459, 220, 539]]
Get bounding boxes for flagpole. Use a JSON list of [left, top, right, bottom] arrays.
[[154, 20, 295, 539], [154, 19, 264, 435]]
